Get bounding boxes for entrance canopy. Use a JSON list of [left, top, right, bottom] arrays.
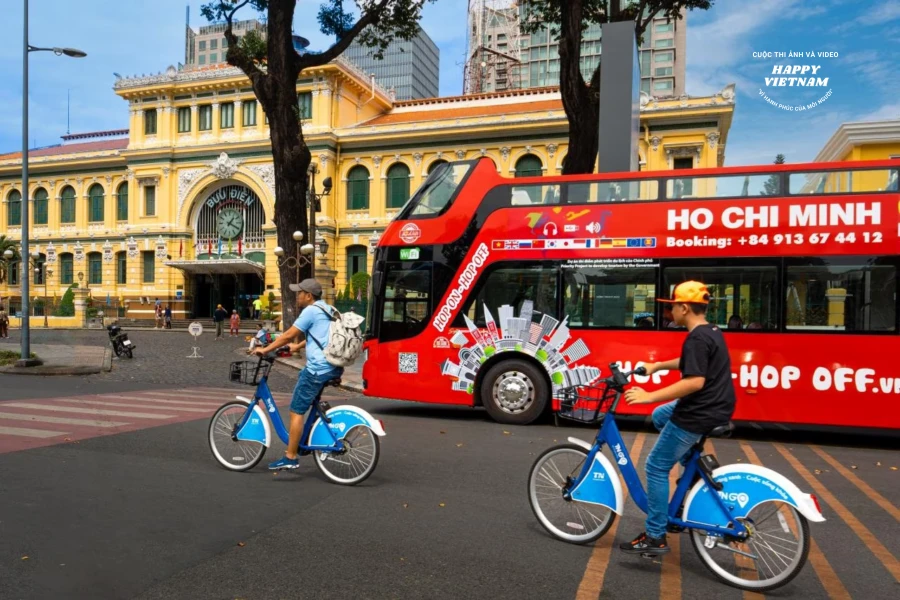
[[164, 258, 265, 279]]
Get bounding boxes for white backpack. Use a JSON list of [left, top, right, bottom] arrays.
[[308, 305, 365, 367]]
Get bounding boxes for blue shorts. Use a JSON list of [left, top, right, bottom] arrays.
[[289, 366, 343, 415]]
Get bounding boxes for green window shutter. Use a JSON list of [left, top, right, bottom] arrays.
[[60, 254, 73, 284], [242, 100, 257, 126], [514, 154, 543, 178], [347, 166, 370, 210], [145, 185, 156, 216], [7, 190, 21, 226], [220, 102, 234, 128], [61, 187, 76, 223], [89, 185, 105, 222], [142, 251, 155, 283], [298, 92, 312, 120], [33, 188, 48, 225], [116, 252, 127, 284], [88, 253, 103, 284], [178, 107, 192, 132], [117, 185, 128, 221], [386, 164, 410, 209], [144, 109, 157, 135]]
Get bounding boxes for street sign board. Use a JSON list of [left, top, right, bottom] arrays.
[[188, 322, 203, 337]]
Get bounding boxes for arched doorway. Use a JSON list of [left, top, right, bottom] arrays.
[[177, 182, 268, 318]]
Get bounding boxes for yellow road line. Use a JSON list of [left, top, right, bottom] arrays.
[[810, 445, 900, 522], [575, 432, 646, 600]]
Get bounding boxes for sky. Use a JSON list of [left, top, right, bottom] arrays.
[[0, 0, 898, 166]]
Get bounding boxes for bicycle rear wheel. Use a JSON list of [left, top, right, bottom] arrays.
[[691, 500, 810, 592], [208, 401, 266, 471], [528, 444, 615, 544], [314, 425, 380, 485]]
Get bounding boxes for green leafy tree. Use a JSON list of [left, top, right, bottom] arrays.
[[519, 0, 713, 174], [761, 153, 786, 196], [201, 0, 435, 328], [55, 285, 76, 317], [350, 271, 371, 300]]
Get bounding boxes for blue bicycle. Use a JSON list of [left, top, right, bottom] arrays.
[[528, 363, 825, 592], [208, 356, 385, 485]]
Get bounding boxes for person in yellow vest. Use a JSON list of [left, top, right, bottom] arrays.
[[252, 296, 263, 319]]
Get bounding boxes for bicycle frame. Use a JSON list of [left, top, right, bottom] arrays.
[[235, 375, 345, 453], [568, 397, 749, 539]]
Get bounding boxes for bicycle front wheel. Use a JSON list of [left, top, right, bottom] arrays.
[[528, 444, 615, 544], [315, 425, 380, 485], [208, 401, 266, 471], [690, 500, 810, 592]]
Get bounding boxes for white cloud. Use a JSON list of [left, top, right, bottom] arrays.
[[858, 101, 900, 122], [856, 0, 900, 25]]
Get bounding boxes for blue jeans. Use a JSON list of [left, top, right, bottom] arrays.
[[289, 366, 343, 415], [645, 401, 702, 538]]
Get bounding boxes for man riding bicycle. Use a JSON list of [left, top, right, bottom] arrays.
[[619, 281, 737, 555], [253, 278, 343, 471]]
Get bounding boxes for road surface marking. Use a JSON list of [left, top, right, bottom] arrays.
[[0, 411, 128, 428], [0, 425, 70, 438], [3, 403, 174, 420], [103, 394, 223, 407], [54, 398, 210, 413], [810, 445, 900, 522], [575, 432, 646, 600]]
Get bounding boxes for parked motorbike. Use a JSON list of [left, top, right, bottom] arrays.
[[107, 324, 136, 359]]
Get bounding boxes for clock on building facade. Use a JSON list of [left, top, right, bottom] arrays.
[[216, 207, 244, 239]]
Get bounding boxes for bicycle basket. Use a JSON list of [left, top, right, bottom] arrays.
[[556, 383, 616, 424], [230, 360, 271, 386]]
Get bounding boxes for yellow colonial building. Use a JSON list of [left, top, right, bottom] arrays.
[[0, 57, 734, 322]]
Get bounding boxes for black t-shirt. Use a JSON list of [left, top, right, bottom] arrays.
[[214, 309, 228, 322], [671, 323, 737, 434]]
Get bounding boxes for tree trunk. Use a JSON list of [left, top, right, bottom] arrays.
[[557, 0, 600, 175], [263, 2, 312, 329]]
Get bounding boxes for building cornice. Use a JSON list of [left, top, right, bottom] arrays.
[[814, 119, 900, 163]]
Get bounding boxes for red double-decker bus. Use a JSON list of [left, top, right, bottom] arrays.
[[361, 157, 900, 431]]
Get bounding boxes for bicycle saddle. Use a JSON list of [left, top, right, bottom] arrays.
[[706, 422, 734, 438]]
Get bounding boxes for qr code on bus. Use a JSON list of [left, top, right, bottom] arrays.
[[398, 353, 418, 374]]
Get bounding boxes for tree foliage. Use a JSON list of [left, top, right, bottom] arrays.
[[762, 153, 786, 196], [518, 0, 713, 174], [55, 285, 76, 317], [199, 0, 433, 327]]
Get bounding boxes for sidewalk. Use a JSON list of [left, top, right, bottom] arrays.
[[275, 354, 364, 393], [0, 343, 111, 375]]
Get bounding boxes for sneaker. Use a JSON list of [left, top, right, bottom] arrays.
[[619, 532, 671, 555], [268, 456, 300, 471]]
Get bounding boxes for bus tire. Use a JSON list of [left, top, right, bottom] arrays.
[[480, 359, 548, 425]]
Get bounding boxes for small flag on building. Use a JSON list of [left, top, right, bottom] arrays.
[[218, 238, 223, 257], [237, 237, 242, 256], [207, 239, 212, 255], [179, 239, 183, 258]]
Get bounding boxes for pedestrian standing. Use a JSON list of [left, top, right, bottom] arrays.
[[252, 296, 262, 320], [164, 305, 172, 329], [213, 304, 228, 340], [155, 304, 163, 329], [0, 307, 8, 338], [230, 309, 241, 337]]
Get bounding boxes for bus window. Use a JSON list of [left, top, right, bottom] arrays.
[[665, 174, 774, 199], [405, 162, 473, 218], [379, 262, 432, 342], [511, 184, 561, 205], [662, 265, 778, 331], [789, 169, 898, 194], [785, 258, 896, 332], [562, 265, 657, 328], [568, 180, 659, 203], [453, 262, 557, 328]]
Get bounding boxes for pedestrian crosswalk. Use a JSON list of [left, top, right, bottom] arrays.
[[0, 387, 293, 454]]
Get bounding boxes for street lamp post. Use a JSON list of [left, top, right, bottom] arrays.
[[306, 163, 332, 279], [18, 0, 86, 366], [273, 232, 329, 324], [3, 248, 52, 331]]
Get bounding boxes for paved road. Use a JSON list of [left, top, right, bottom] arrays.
[[0, 333, 897, 599]]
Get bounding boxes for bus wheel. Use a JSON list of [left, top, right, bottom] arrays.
[[481, 359, 548, 425]]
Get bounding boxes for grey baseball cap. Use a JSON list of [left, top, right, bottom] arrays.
[[289, 278, 323, 296]]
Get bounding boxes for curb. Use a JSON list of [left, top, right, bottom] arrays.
[[274, 356, 364, 394], [0, 364, 103, 376], [102, 347, 113, 372]]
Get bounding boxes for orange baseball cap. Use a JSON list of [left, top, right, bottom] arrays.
[[658, 281, 710, 304]]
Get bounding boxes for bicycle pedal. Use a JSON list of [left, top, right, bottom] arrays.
[[639, 552, 659, 560], [667, 525, 685, 534]]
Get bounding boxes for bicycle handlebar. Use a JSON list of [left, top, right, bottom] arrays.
[[605, 362, 647, 389]]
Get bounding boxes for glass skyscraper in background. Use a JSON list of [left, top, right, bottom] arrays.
[[343, 27, 440, 101]]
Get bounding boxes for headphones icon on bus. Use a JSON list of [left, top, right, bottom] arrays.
[[542, 222, 559, 236]]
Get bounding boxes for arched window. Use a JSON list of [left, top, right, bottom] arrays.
[[33, 253, 46, 285], [88, 184, 105, 222], [347, 244, 368, 279], [427, 159, 448, 175], [59, 253, 74, 285], [7, 190, 21, 226], [60, 186, 76, 224], [347, 166, 370, 210], [33, 188, 48, 225], [88, 252, 103, 285], [116, 251, 127, 284], [385, 163, 410, 209], [116, 183, 129, 221], [514, 154, 543, 178]]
